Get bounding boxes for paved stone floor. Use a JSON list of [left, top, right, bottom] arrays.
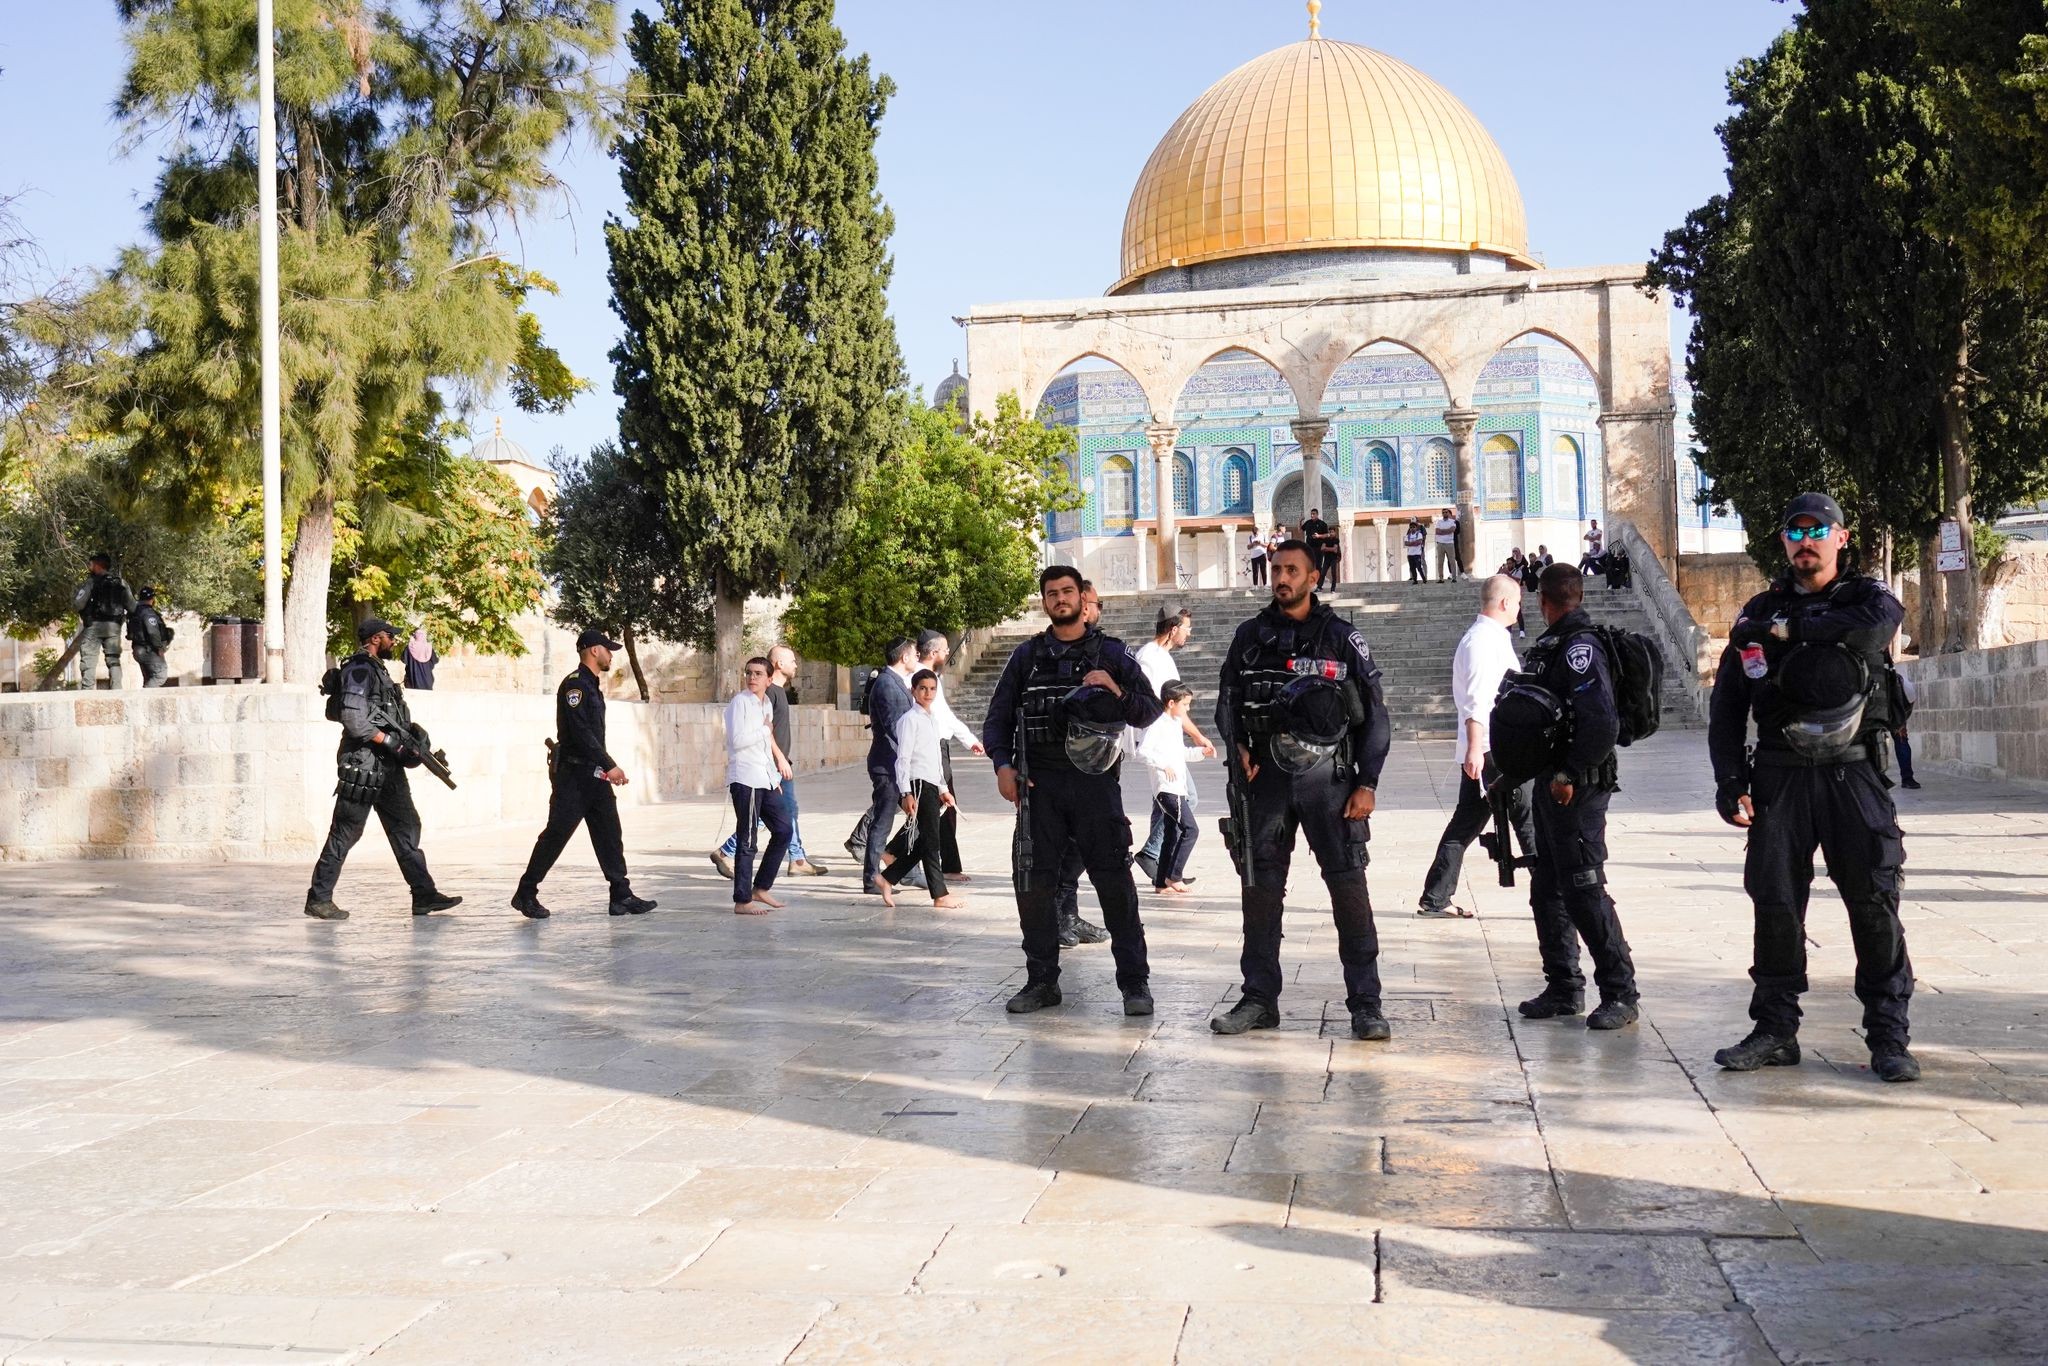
[[1, 730, 2046, 1363]]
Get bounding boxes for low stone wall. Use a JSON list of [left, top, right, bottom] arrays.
[[1675, 552, 1768, 638], [1899, 640, 2048, 785], [0, 687, 870, 862]]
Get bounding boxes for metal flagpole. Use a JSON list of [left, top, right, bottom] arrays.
[[257, 0, 285, 683]]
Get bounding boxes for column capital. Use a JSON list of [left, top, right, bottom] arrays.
[[1442, 406, 1481, 441], [1144, 423, 1180, 455], [1289, 416, 1331, 447]]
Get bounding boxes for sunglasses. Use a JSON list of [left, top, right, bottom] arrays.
[[1783, 523, 1835, 542]]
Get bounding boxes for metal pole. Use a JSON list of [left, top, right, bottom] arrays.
[[257, 0, 285, 683]]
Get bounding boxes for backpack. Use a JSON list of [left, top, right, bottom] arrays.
[[319, 665, 346, 723], [1581, 624, 1663, 746]]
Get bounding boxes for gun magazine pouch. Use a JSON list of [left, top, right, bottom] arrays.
[[336, 758, 386, 804]]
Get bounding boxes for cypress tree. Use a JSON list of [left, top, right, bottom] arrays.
[[607, 0, 903, 689]]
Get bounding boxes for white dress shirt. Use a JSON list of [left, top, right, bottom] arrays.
[[1434, 516, 1459, 546], [894, 704, 945, 793], [1452, 613, 1521, 766], [929, 675, 979, 750], [1139, 719, 1206, 797], [724, 690, 777, 789]]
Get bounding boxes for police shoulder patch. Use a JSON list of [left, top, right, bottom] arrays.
[[1348, 630, 1370, 661], [566, 689, 583, 708], [1566, 642, 1595, 675]]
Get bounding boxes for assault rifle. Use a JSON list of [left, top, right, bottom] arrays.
[[365, 698, 456, 790], [1476, 776, 1535, 887], [1010, 710, 1032, 897], [1219, 747, 1257, 889]]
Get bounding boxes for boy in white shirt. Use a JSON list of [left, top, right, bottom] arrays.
[[725, 656, 794, 915], [876, 670, 964, 908], [1139, 680, 1205, 893]]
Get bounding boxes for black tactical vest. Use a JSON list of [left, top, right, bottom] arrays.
[[1019, 629, 1105, 769], [1236, 608, 1354, 741]]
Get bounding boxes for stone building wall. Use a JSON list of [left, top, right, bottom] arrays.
[[1900, 640, 2048, 785], [1674, 553, 1769, 639], [0, 687, 871, 863]]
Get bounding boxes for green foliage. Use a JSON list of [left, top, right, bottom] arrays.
[[100, 0, 615, 677], [543, 440, 710, 698], [606, 0, 903, 670], [0, 439, 260, 634], [782, 395, 1080, 667], [1646, 0, 2048, 570]]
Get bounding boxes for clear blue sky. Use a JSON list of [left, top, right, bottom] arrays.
[[0, 1, 1794, 464]]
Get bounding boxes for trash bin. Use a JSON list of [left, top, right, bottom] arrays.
[[208, 617, 244, 682], [239, 620, 262, 679]]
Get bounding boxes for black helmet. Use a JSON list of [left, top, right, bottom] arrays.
[[1488, 678, 1568, 787], [1268, 675, 1350, 775], [1775, 644, 1869, 760], [1058, 684, 1125, 774]]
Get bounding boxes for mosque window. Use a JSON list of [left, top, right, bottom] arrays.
[[1220, 450, 1252, 514], [1101, 454, 1135, 529], [1423, 439, 1455, 500], [1361, 442, 1395, 505], [1551, 435, 1583, 518], [1680, 453, 1705, 527], [1483, 434, 1523, 517], [1172, 452, 1195, 516]]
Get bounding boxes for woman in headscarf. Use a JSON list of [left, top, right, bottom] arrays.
[[404, 625, 438, 691]]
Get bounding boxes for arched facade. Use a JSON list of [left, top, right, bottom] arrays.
[[963, 266, 1676, 589]]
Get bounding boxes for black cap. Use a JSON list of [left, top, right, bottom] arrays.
[[356, 617, 396, 643], [1782, 492, 1846, 529], [916, 629, 947, 654], [576, 627, 623, 652], [137, 585, 156, 601]]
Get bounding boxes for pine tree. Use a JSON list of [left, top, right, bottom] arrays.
[[607, 0, 902, 690], [103, 0, 611, 680]]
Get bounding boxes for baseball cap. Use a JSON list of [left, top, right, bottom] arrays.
[[576, 627, 623, 652], [356, 617, 397, 643], [1781, 493, 1846, 528]]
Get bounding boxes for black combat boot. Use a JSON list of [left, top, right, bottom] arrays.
[[1870, 1043, 1921, 1083], [1122, 986, 1154, 1017], [1518, 987, 1585, 1019], [1210, 998, 1280, 1035], [511, 890, 550, 920], [412, 891, 462, 916], [1586, 999, 1639, 1031], [1006, 980, 1062, 1015], [610, 894, 657, 916], [1714, 1029, 1801, 1071], [1350, 1007, 1391, 1041], [303, 897, 348, 921]]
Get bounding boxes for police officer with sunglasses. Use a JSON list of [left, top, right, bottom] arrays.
[[1708, 493, 1918, 1083]]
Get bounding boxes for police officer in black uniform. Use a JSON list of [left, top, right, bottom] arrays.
[[512, 628, 657, 920], [305, 618, 462, 921], [1210, 538, 1393, 1041], [1504, 563, 1640, 1029], [73, 552, 133, 690], [983, 565, 1162, 1016], [126, 586, 173, 687], [1052, 580, 1112, 948], [1708, 493, 1916, 1082]]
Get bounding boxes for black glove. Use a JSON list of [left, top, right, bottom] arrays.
[[1728, 617, 1772, 649], [1715, 776, 1750, 826], [399, 745, 424, 769]]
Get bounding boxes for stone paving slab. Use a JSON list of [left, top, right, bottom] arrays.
[[0, 729, 2043, 1360]]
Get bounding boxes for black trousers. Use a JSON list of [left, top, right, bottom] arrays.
[[1406, 553, 1425, 583], [884, 779, 950, 899], [309, 768, 435, 901], [1744, 759, 1911, 1046], [729, 782, 791, 904], [1014, 763, 1148, 991], [861, 767, 900, 888], [1239, 762, 1381, 1012], [518, 769, 632, 903], [1528, 778, 1637, 1003], [1250, 557, 1267, 586], [1419, 760, 1535, 911], [887, 744, 963, 874], [1317, 552, 1339, 590], [1054, 840, 1085, 924]]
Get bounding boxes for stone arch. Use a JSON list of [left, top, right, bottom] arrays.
[[1295, 333, 1458, 417], [1163, 341, 1311, 421], [1458, 325, 1608, 409], [1023, 349, 1173, 427], [1272, 471, 1340, 534]]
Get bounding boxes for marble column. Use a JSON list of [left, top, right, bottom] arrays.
[[1146, 423, 1180, 588], [1444, 406, 1480, 574], [1375, 517, 1391, 583], [1221, 521, 1240, 587], [1290, 417, 1332, 522]]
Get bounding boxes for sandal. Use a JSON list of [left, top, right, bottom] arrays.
[[1416, 905, 1474, 919]]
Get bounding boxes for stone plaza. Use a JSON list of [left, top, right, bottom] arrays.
[[2, 727, 2044, 1363]]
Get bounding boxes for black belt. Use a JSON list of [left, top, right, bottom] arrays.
[[1753, 747, 1872, 770]]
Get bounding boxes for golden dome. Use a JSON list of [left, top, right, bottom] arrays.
[[1116, 36, 1535, 291]]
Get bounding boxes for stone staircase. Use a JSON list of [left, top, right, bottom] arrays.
[[948, 580, 1702, 740]]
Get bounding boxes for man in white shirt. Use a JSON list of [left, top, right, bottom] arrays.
[[1417, 575, 1537, 918], [876, 670, 965, 908], [725, 656, 794, 915], [1433, 507, 1461, 582], [1130, 607, 1215, 883], [1579, 519, 1605, 575], [1138, 680, 1206, 892]]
